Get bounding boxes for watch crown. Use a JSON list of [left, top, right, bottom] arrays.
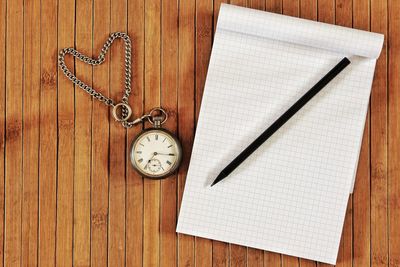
[[153, 116, 163, 128]]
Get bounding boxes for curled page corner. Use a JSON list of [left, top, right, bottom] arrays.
[[218, 3, 384, 59]]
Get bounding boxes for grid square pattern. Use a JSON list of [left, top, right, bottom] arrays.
[[177, 4, 383, 265]]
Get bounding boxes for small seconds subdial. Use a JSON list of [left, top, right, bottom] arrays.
[[147, 158, 162, 173], [130, 129, 182, 179]]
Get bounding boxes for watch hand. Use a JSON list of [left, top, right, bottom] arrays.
[[154, 152, 175, 156], [144, 154, 156, 169]]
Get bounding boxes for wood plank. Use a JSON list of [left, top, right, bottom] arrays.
[[0, 0, 6, 263], [230, 245, 247, 267], [38, 3, 58, 267], [298, 1, 317, 266], [195, 1, 213, 266], [213, 241, 229, 267], [4, 0, 23, 265], [22, 0, 41, 265], [317, 0, 335, 24], [143, 0, 161, 266], [388, 0, 400, 266], [108, 0, 127, 266], [266, 0, 282, 13], [38, 0, 58, 265], [299, 260, 316, 267], [247, 248, 263, 267], [353, 121, 371, 267], [56, 0, 75, 266], [370, 1, 388, 266], [352, 0, 371, 266], [282, 256, 300, 267], [160, 0, 179, 266], [300, 0, 317, 20], [126, 0, 144, 266], [335, 1, 353, 267], [335, 0, 352, 28], [178, 0, 196, 266], [265, 252, 283, 267], [91, 0, 111, 266], [248, 0, 265, 10], [196, 238, 213, 267], [282, 0, 299, 16], [74, 1, 93, 266]]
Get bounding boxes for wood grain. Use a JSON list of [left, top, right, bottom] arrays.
[[1, 0, 398, 266], [178, 0, 196, 266], [109, 0, 127, 266], [266, 0, 282, 13], [5, 0, 23, 265], [91, 0, 111, 265], [388, 1, 400, 266], [126, 0, 144, 266], [353, 0, 371, 266], [143, 0, 161, 266], [160, 0, 179, 266], [22, 0, 41, 265], [39, 0, 58, 265], [213, 241, 229, 267], [0, 0, 6, 262], [74, 1, 93, 266], [371, 1, 388, 266], [195, 1, 213, 266], [56, 0, 75, 266]]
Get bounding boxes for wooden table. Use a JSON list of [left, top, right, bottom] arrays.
[[1, 0, 398, 266]]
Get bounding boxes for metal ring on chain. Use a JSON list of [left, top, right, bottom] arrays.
[[112, 103, 132, 122], [147, 108, 168, 125]]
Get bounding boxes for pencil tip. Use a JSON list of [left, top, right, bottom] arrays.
[[211, 172, 226, 187]]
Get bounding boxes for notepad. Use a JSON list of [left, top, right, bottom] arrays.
[[177, 4, 383, 264]]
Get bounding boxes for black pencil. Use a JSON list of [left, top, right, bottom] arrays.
[[211, 57, 351, 187]]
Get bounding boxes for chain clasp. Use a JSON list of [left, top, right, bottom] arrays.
[[112, 103, 132, 122]]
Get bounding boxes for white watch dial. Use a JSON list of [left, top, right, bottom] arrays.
[[131, 130, 181, 178]]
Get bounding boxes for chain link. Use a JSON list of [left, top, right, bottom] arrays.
[[58, 32, 168, 129], [58, 32, 132, 110]]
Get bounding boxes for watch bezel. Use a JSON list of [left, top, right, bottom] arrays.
[[130, 128, 182, 179]]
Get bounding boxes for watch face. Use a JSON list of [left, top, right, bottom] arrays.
[[130, 129, 182, 179]]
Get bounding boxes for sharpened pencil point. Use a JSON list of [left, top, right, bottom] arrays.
[[211, 172, 227, 187]]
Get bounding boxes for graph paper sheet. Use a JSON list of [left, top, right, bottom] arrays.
[[177, 4, 383, 264]]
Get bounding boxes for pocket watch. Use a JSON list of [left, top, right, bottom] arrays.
[[58, 32, 183, 179], [130, 109, 182, 179]]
